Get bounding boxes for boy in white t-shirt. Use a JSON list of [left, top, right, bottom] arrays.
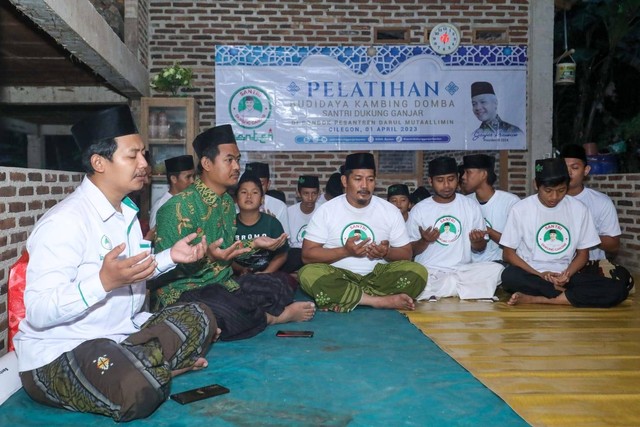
[[500, 158, 630, 307], [282, 175, 320, 273], [559, 144, 633, 290], [460, 154, 519, 262], [407, 156, 504, 300]]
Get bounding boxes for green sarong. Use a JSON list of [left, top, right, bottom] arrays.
[[298, 261, 427, 312]]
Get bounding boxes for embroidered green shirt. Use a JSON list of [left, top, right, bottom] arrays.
[[154, 177, 251, 307]]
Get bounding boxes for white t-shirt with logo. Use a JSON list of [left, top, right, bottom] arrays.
[[407, 195, 486, 271], [304, 194, 410, 275], [574, 187, 621, 261], [468, 190, 520, 262], [499, 194, 600, 273], [287, 202, 318, 248]]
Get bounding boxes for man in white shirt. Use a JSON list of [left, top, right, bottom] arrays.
[[245, 161, 290, 235], [558, 144, 633, 290], [14, 106, 217, 422], [407, 156, 504, 300], [460, 154, 520, 262], [283, 175, 320, 273], [500, 158, 629, 307], [299, 153, 427, 312], [149, 154, 195, 231]]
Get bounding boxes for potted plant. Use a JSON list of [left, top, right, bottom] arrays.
[[150, 63, 194, 96]]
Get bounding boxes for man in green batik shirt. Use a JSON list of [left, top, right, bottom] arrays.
[[155, 125, 315, 340]]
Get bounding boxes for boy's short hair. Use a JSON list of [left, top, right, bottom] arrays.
[[237, 172, 264, 196]]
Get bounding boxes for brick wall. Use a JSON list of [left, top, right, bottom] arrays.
[[0, 167, 82, 355], [588, 174, 640, 275], [137, 0, 149, 67], [147, 0, 531, 200], [506, 151, 528, 197]]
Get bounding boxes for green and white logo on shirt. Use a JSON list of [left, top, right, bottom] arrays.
[[434, 215, 462, 246], [484, 218, 492, 229], [100, 235, 112, 250], [341, 222, 375, 245], [537, 222, 570, 254], [296, 225, 308, 243]]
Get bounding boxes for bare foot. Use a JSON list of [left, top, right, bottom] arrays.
[[360, 293, 416, 310], [508, 292, 526, 305], [267, 301, 316, 324], [171, 357, 208, 377], [508, 291, 570, 306]]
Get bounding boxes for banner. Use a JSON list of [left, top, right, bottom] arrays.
[[215, 45, 527, 151]]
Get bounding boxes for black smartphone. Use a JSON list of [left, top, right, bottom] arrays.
[[170, 384, 230, 405], [276, 330, 314, 338]]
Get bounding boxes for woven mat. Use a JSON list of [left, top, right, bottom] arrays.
[[404, 293, 640, 427]]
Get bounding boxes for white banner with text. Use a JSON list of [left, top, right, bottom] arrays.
[[215, 45, 527, 151]]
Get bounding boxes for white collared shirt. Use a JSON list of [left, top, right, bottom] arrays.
[[14, 177, 176, 372]]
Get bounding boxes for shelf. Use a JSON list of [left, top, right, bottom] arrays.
[[148, 138, 187, 144], [139, 97, 199, 221]]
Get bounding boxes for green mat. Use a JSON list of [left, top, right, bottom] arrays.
[[1, 307, 527, 426]]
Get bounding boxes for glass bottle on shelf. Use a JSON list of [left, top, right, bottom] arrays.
[[158, 111, 169, 139], [149, 111, 159, 138]]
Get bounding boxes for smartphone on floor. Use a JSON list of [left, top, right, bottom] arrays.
[[170, 384, 230, 404], [276, 330, 314, 338]]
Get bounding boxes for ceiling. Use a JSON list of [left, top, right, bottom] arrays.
[[0, 2, 105, 87], [0, 1, 117, 125]]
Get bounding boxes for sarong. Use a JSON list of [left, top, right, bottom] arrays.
[[178, 271, 294, 341], [20, 302, 216, 422], [298, 261, 427, 312]]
